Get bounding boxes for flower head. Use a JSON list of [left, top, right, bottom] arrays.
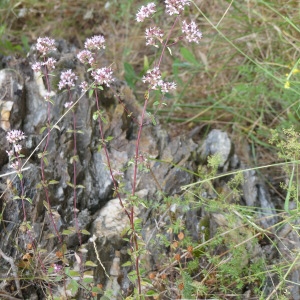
[[77, 50, 95, 65], [142, 67, 163, 90], [58, 70, 78, 90], [6, 130, 26, 144], [91, 67, 114, 87], [64, 101, 74, 109], [10, 161, 21, 170], [53, 264, 63, 273], [143, 67, 177, 93], [145, 27, 164, 47], [32, 62, 42, 72], [161, 81, 177, 93], [14, 144, 22, 153], [136, 3, 156, 22], [44, 57, 57, 71], [80, 81, 89, 93], [84, 35, 106, 50], [36, 37, 56, 55], [182, 20, 202, 43], [165, 0, 190, 15]]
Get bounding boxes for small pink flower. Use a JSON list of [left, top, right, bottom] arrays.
[[58, 70, 78, 90], [91, 67, 114, 87], [80, 81, 88, 92], [142, 67, 163, 90], [165, 0, 190, 15], [6, 150, 14, 158], [77, 50, 95, 65], [145, 27, 164, 47], [44, 57, 57, 71], [6, 130, 26, 144], [161, 81, 177, 93], [136, 3, 156, 22], [64, 101, 74, 109], [53, 264, 63, 273], [36, 37, 56, 55], [84, 35, 106, 50], [182, 20, 202, 43], [14, 144, 22, 153], [10, 161, 21, 170], [32, 62, 42, 72]]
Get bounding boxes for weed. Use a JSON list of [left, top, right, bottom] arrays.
[[0, 0, 300, 299]]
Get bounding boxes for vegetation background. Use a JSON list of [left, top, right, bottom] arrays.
[[0, 0, 300, 299]]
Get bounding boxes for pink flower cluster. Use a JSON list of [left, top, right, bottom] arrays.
[[32, 57, 57, 72], [165, 0, 190, 15], [182, 20, 202, 43], [6, 129, 26, 169], [77, 36, 114, 88], [6, 130, 26, 144], [58, 69, 78, 90], [84, 35, 106, 51], [136, 3, 156, 22], [91, 67, 114, 87], [136, 1, 202, 46], [142, 67, 176, 93], [145, 27, 164, 47], [64, 101, 74, 109], [36, 37, 56, 56], [77, 50, 95, 65]]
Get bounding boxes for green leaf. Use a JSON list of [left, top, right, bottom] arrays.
[[143, 55, 149, 71], [43, 156, 49, 166], [124, 62, 138, 89], [122, 261, 132, 267], [25, 197, 32, 204], [13, 196, 21, 200], [70, 155, 79, 164], [53, 275, 63, 282], [69, 270, 80, 277], [49, 180, 59, 185], [80, 229, 90, 235], [46, 233, 56, 239], [92, 286, 103, 293], [67, 279, 79, 294], [52, 124, 60, 131], [93, 111, 99, 120], [88, 89, 94, 98], [43, 200, 50, 211], [82, 277, 94, 283], [180, 47, 199, 65], [21, 35, 30, 52], [67, 182, 74, 188], [146, 290, 159, 296], [106, 136, 114, 142], [39, 126, 47, 134], [62, 229, 74, 235], [76, 184, 85, 189], [85, 261, 97, 267]]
